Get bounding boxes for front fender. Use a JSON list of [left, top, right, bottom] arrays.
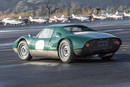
[[13, 35, 31, 49]]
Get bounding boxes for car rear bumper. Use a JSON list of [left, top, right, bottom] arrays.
[[74, 45, 120, 57]]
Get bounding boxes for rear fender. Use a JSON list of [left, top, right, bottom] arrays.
[[65, 36, 91, 50]]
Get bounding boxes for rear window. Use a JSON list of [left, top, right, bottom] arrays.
[[64, 26, 94, 32]]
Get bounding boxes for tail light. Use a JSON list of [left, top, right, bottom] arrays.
[[113, 40, 120, 45], [86, 43, 92, 47]]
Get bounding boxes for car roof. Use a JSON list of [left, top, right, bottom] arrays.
[[46, 24, 86, 28]]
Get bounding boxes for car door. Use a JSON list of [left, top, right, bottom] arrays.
[[48, 29, 62, 51], [29, 29, 54, 57]]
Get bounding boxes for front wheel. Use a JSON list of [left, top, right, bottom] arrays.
[[18, 40, 32, 61], [58, 39, 75, 63]]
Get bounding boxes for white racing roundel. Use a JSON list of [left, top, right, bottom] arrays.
[[35, 40, 44, 50]]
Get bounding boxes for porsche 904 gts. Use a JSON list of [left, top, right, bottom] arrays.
[[13, 24, 121, 63]]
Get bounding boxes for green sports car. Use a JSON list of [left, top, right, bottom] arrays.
[[13, 24, 121, 63]]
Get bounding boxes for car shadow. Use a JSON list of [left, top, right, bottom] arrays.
[[31, 58, 62, 63], [30, 53, 130, 64]]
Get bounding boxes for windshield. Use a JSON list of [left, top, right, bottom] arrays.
[[64, 26, 95, 33]]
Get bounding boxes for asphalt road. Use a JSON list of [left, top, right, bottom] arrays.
[[0, 23, 130, 87]]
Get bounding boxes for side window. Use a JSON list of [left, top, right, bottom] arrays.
[[38, 29, 53, 38]]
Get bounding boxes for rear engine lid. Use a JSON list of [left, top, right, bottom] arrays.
[[74, 31, 116, 39]]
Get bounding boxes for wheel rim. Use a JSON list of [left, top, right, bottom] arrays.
[[59, 43, 70, 60], [18, 43, 28, 59]]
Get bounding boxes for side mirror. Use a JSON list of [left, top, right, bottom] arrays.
[[56, 33, 62, 38]]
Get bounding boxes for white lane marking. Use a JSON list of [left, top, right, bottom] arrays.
[[35, 40, 44, 50], [27, 62, 59, 66], [0, 49, 12, 52], [102, 29, 125, 32], [0, 42, 13, 46], [0, 62, 59, 69], [0, 25, 44, 30], [115, 31, 130, 34], [0, 30, 24, 33], [0, 64, 26, 69]]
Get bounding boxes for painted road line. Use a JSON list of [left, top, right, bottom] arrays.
[[0, 42, 13, 47], [0, 25, 45, 30], [26, 62, 59, 66], [0, 63, 27, 69], [103, 29, 123, 32], [0, 49, 13, 52], [102, 29, 130, 32], [0, 30, 25, 33], [0, 62, 59, 69], [0, 29, 41, 33]]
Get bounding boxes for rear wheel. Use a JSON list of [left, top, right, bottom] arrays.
[[58, 39, 75, 63], [18, 40, 32, 61]]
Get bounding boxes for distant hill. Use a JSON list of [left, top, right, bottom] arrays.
[[0, 0, 130, 13]]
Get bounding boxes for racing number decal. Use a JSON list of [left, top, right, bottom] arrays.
[[35, 40, 44, 50]]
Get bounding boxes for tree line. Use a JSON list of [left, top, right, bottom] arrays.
[[0, 0, 130, 18]]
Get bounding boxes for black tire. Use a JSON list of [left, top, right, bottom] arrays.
[[58, 39, 75, 63], [17, 40, 32, 61], [99, 53, 114, 61]]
